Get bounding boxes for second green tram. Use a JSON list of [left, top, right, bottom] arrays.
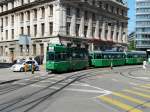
[[125, 51, 146, 65], [46, 44, 89, 72], [90, 51, 146, 67], [90, 51, 126, 67]]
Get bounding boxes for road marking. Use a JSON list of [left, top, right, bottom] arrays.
[[140, 85, 150, 89], [85, 84, 112, 94], [31, 84, 110, 94], [136, 77, 150, 80], [94, 98, 120, 112], [112, 79, 119, 82], [144, 84, 150, 86], [98, 96, 143, 112], [130, 82, 138, 86], [133, 87, 150, 93], [113, 92, 150, 107], [123, 90, 150, 98]]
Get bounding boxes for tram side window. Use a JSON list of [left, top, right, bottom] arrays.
[[95, 54, 102, 59], [103, 54, 108, 59], [55, 52, 68, 61]]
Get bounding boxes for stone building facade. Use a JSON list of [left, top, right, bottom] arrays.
[[0, 0, 128, 63]]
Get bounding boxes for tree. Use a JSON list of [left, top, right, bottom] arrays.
[[128, 40, 136, 50]]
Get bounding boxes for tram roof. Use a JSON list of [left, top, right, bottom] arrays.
[[126, 51, 146, 54], [90, 51, 125, 54]]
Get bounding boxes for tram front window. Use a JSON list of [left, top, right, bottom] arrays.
[[47, 52, 54, 61]]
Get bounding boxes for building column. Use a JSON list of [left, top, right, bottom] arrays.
[[37, 8, 42, 38], [15, 13, 20, 40], [87, 13, 92, 38], [94, 17, 100, 39], [24, 11, 28, 35], [70, 8, 76, 36], [123, 23, 128, 43], [30, 10, 34, 38], [43, 42, 47, 64], [113, 24, 117, 42], [53, 3, 66, 36], [8, 15, 12, 40], [44, 5, 50, 37], [15, 44, 20, 58], [36, 43, 41, 56], [107, 24, 111, 41], [101, 22, 106, 41], [0, 18, 2, 40], [118, 24, 122, 43], [79, 11, 84, 37]]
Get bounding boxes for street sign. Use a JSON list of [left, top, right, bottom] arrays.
[[18, 35, 32, 45]]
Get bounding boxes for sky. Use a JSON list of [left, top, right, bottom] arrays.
[[128, 0, 136, 34]]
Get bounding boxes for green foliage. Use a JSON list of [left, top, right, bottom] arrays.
[[128, 40, 136, 50]]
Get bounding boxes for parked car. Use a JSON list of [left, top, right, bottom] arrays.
[[11, 60, 39, 72]]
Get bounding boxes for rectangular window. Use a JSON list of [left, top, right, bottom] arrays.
[[41, 7, 45, 18], [40, 44, 44, 55], [20, 45, 23, 56], [27, 26, 30, 36], [12, 2, 14, 8], [76, 24, 80, 36], [6, 4, 8, 10], [20, 12, 24, 21], [66, 7, 71, 16], [34, 25, 37, 37], [6, 30, 8, 40], [12, 29, 14, 39], [21, 0, 24, 5], [99, 29, 102, 38], [49, 22, 53, 35], [27, 11, 30, 21], [76, 8, 80, 18], [85, 11, 88, 20], [21, 27, 24, 35], [11, 15, 14, 26], [33, 44, 36, 56], [5, 17, 8, 26], [34, 9, 37, 19], [50, 5, 53, 16], [66, 22, 70, 35], [41, 23, 45, 36], [84, 26, 88, 37]]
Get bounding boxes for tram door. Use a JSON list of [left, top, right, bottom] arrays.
[[146, 49, 150, 63]]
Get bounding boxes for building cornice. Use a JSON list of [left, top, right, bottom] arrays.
[[0, 0, 54, 16]]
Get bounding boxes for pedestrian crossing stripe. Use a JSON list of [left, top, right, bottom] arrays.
[[140, 85, 150, 89], [123, 89, 150, 98], [113, 92, 150, 108], [144, 84, 150, 86], [98, 96, 143, 112], [133, 87, 150, 93]]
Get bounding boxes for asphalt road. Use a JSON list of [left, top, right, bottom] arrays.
[[0, 65, 149, 112]]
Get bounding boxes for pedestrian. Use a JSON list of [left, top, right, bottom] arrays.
[[143, 61, 147, 71], [32, 63, 35, 74], [24, 63, 28, 73]]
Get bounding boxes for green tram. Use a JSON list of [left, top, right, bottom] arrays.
[[90, 51, 146, 67], [125, 51, 147, 65], [90, 51, 126, 67], [46, 44, 89, 72], [46, 44, 147, 72]]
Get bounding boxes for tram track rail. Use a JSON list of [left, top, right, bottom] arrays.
[[0, 68, 105, 112]]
